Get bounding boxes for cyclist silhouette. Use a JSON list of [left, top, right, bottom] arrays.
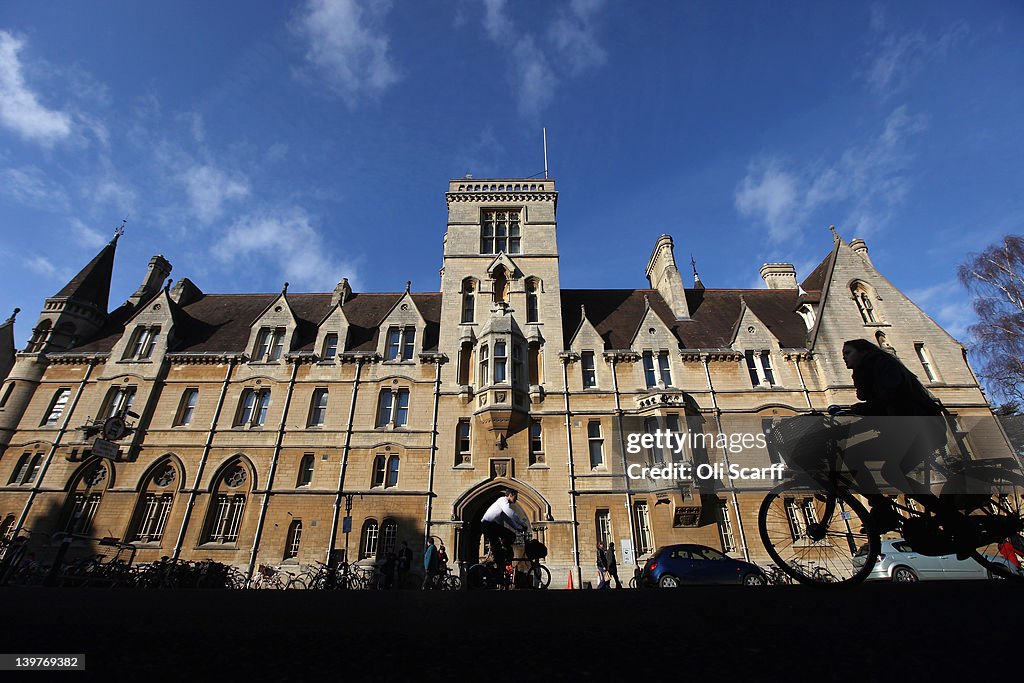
[[480, 489, 528, 572], [836, 338, 948, 529]]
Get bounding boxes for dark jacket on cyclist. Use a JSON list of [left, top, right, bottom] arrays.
[[849, 348, 943, 419]]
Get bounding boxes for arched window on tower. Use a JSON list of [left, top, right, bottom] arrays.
[[462, 278, 476, 323], [26, 319, 51, 353], [526, 278, 540, 323], [851, 282, 879, 324]]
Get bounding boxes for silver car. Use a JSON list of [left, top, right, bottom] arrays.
[[854, 539, 1017, 582]]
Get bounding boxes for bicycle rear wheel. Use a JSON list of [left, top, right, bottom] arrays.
[[758, 479, 879, 587], [945, 467, 1024, 583], [528, 564, 550, 589]]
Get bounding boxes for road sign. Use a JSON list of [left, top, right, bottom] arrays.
[[342, 516, 352, 533], [92, 439, 119, 460]]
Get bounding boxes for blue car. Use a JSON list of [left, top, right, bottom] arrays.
[[641, 544, 766, 587]]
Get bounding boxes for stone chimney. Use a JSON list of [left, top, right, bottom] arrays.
[[128, 255, 172, 307], [646, 235, 690, 319], [331, 278, 353, 307], [169, 277, 204, 307], [760, 263, 798, 289], [849, 238, 871, 265]]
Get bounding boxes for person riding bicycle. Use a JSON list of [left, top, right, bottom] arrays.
[[836, 338, 948, 531], [480, 489, 529, 573]]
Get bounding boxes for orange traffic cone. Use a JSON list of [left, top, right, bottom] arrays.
[[567, 570, 574, 590]]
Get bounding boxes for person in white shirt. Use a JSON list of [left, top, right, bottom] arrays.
[[481, 489, 528, 572]]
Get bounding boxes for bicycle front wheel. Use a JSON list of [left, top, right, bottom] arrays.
[[758, 480, 879, 587], [528, 564, 550, 589], [947, 467, 1024, 583]]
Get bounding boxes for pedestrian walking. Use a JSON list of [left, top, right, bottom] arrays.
[[596, 542, 609, 589], [605, 542, 622, 589], [422, 537, 440, 590]]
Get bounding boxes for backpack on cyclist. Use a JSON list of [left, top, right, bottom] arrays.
[[525, 539, 547, 560]]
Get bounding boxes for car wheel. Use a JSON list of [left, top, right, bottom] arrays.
[[891, 566, 918, 583], [658, 574, 680, 588], [742, 572, 766, 586]]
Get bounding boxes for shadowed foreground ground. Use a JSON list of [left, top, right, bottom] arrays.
[[0, 582, 1015, 680]]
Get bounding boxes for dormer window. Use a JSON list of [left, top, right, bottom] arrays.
[[385, 326, 416, 361], [125, 326, 160, 360], [481, 209, 521, 255], [254, 327, 286, 361], [797, 304, 816, 330], [322, 334, 338, 360]]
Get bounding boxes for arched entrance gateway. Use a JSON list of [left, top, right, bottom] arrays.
[[451, 479, 552, 566]]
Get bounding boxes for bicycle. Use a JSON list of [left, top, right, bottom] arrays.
[[466, 532, 550, 590], [758, 410, 1024, 587], [757, 564, 794, 586], [433, 566, 462, 591], [250, 564, 295, 589]]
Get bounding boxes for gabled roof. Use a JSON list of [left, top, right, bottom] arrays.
[[560, 288, 808, 350], [53, 235, 118, 312], [65, 291, 443, 356]]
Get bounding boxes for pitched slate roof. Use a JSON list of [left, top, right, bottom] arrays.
[[54, 237, 118, 312], [560, 288, 809, 350], [66, 292, 443, 355]]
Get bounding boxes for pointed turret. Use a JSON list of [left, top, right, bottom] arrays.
[[54, 233, 118, 314], [0, 308, 18, 381], [25, 232, 119, 354]]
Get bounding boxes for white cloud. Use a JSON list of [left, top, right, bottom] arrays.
[[735, 160, 800, 242], [295, 0, 400, 106], [0, 31, 72, 146], [212, 208, 360, 291], [1, 166, 69, 210], [180, 164, 250, 225], [482, 0, 511, 40], [862, 10, 968, 97], [24, 255, 67, 281], [512, 37, 557, 119], [735, 106, 927, 243], [907, 279, 973, 340], [68, 219, 108, 250], [548, 0, 607, 75], [475, 0, 607, 119]]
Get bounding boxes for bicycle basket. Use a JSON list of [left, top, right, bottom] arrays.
[[524, 539, 547, 560], [766, 415, 848, 471]]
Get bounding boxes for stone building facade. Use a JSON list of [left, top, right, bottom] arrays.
[[0, 177, 1012, 585]]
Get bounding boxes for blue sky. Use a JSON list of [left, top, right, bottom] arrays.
[[1, 1, 1022, 348]]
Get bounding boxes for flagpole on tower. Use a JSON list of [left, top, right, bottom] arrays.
[[543, 128, 549, 179]]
